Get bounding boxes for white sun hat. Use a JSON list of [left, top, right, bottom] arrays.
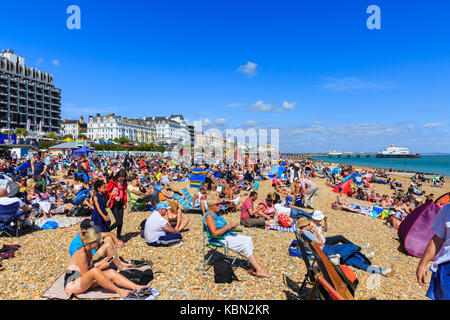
[[311, 210, 325, 221]]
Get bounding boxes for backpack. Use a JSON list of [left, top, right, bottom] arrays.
[[213, 257, 238, 284], [119, 268, 154, 285], [278, 213, 293, 228]]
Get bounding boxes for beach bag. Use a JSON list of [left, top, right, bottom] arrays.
[[67, 205, 82, 217], [288, 240, 303, 258], [119, 268, 154, 285], [213, 257, 238, 284], [41, 221, 59, 230], [278, 213, 293, 228]]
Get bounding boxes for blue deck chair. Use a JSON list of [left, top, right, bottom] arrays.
[[173, 193, 202, 213], [0, 202, 25, 237], [58, 181, 76, 198]]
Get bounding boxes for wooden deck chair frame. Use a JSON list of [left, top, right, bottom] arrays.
[[202, 224, 248, 276], [302, 237, 355, 300], [294, 231, 320, 294]]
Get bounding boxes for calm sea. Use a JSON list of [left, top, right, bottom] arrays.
[[309, 155, 450, 177]]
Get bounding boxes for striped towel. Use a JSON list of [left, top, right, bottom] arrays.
[[265, 223, 297, 233]]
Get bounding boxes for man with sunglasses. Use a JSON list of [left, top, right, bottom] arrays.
[[69, 219, 132, 270]]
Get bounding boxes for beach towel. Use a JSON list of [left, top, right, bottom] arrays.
[[265, 223, 297, 233], [190, 168, 206, 190], [42, 272, 121, 300], [42, 266, 155, 300]]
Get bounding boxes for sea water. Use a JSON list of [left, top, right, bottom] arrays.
[[309, 155, 450, 177]]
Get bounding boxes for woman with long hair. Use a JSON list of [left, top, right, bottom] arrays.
[[106, 170, 127, 239]]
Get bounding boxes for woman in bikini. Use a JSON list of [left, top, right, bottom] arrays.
[[64, 228, 151, 300]]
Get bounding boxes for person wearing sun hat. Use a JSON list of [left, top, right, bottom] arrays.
[[144, 202, 183, 247], [297, 217, 393, 277], [309, 210, 361, 247]]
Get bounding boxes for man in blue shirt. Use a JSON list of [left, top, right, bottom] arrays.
[[69, 219, 133, 270]]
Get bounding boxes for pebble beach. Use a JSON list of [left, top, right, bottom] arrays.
[[1, 172, 449, 300]]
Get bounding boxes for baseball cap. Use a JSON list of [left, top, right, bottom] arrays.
[[297, 217, 310, 228], [156, 202, 171, 210], [286, 196, 293, 202], [311, 210, 325, 221], [80, 219, 96, 230]]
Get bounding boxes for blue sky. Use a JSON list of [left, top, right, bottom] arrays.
[[1, 0, 449, 153]]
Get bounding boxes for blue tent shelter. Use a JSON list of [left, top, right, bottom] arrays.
[[330, 167, 341, 175], [73, 147, 94, 156]]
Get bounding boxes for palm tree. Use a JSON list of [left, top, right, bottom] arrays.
[[15, 128, 29, 142]]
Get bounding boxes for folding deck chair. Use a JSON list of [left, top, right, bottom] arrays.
[[301, 234, 363, 300], [293, 230, 321, 296], [179, 188, 203, 213], [0, 202, 25, 237], [202, 224, 248, 276]]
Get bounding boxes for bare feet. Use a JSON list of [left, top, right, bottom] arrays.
[[255, 270, 273, 278], [118, 289, 132, 298]]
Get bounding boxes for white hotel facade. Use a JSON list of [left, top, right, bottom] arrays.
[[87, 113, 156, 144]]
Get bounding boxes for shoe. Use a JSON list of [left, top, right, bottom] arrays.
[[124, 290, 148, 300], [138, 287, 160, 297], [365, 252, 375, 259], [328, 254, 341, 265], [382, 266, 394, 277]]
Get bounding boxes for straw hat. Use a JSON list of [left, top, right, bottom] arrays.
[[296, 217, 310, 228]]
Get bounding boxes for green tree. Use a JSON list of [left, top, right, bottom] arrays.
[[78, 134, 88, 140], [63, 134, 74, 140], [46, 133, 58, 140]]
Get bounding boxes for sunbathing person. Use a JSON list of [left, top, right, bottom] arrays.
[[167, 199, 190, 232], [203, 197, 272, 278], [64, 228, 150, 299], [69, 219, 132, 270], [297, 218, 393, 277], [331, 189, 361, 213]]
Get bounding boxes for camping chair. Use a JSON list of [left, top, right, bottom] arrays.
[[173, 194, 198, 213], [127, 189, 149, 213], [202, 224, 248, 276], [0, 202, 25, 237], [301, 235, 360, 300]]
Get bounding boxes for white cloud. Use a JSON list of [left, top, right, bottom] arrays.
[[243, 120, 258, 127], [237, 61, 258, 78], [226, 103, 244, 108], [322, 77, 395, 91], [282, 101, 297, 110], [52, 60, 60, 67], [423, 122, 446, 128], [248, 100, 274, 112], [215, 118, 228, 126]]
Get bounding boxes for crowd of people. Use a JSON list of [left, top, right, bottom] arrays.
[[0, 150, 448, 300]]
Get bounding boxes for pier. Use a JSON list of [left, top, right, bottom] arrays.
[[283, 153, 421, 159]]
